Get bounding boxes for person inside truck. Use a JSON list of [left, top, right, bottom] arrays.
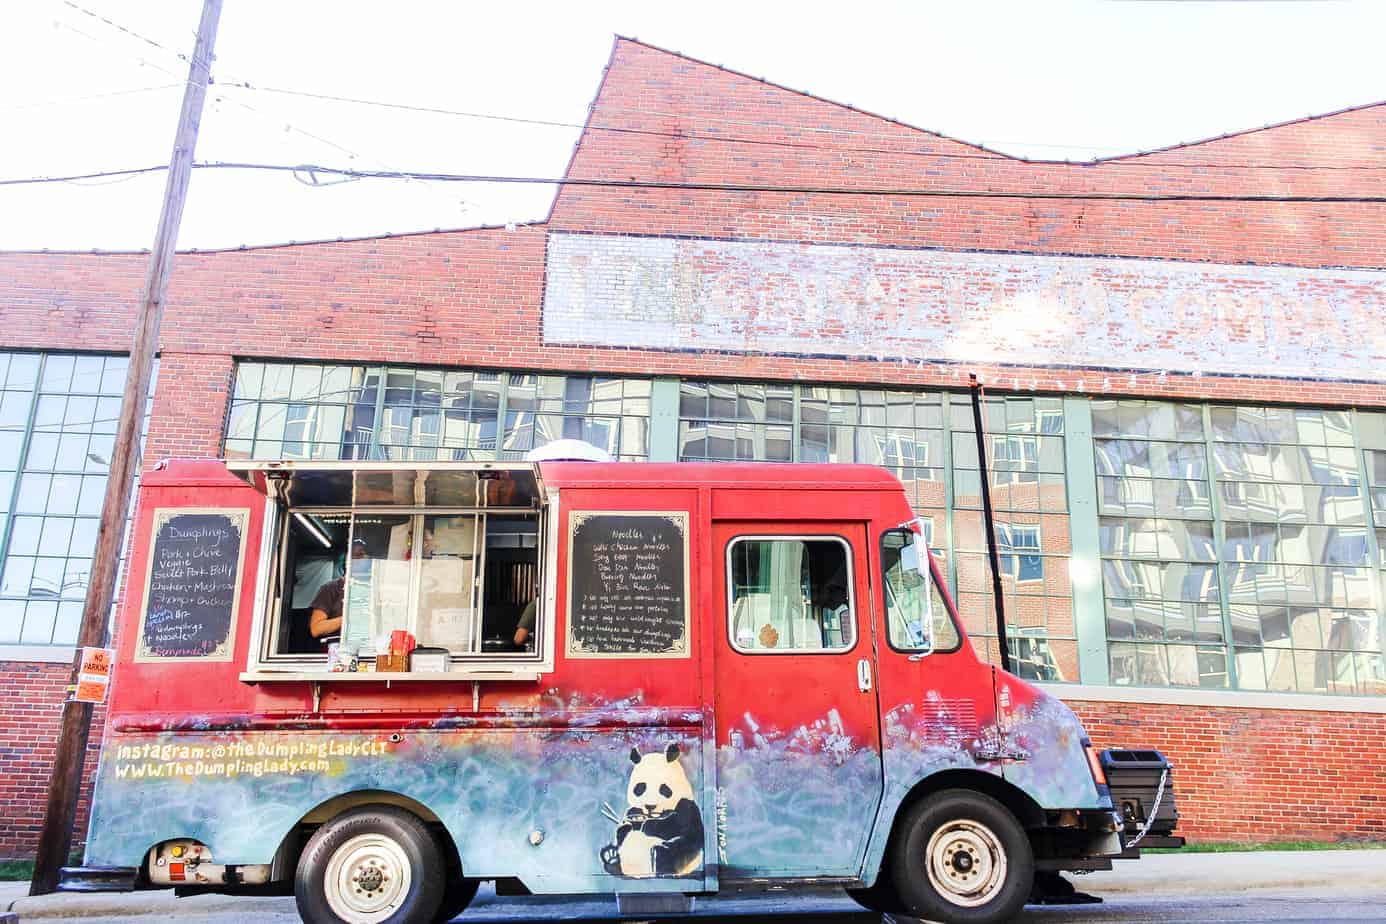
[[512, 598, 536, 650], [307, 538, 368, 643]]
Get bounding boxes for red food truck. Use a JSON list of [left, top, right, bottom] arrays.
[[72, 456, 1179, 924]]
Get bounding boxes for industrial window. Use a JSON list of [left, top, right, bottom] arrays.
[[0, 352, 148, 652], [679, 382, 1077, 680], [951, 396, 1075, 682], [1094, 401, 1385, 695], [727, 537, 855, 653], [997, 523, 1043, 583], [226, 362, 652, 463]]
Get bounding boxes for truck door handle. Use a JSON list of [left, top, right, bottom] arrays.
[[857, 659, 872, 693]]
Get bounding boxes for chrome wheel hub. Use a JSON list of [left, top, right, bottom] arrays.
[[925, 818, 1007, 908], [324, 833, 412, 924]]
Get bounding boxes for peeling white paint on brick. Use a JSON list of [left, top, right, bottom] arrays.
[[542, 233, 1386, 382]]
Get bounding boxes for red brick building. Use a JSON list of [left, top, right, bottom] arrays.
[[2, 38, 1384, 859]]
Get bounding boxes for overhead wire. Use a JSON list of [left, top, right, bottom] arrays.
[[49, 0, 468, 208], [33, 2, 1386, 196], [218, 83, 1386, 174], [6, 162, 1386, 202], [0, 83, 180, 112]]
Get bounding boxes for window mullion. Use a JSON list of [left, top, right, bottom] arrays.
[[790, 384, 802, 463], [367, 366, 388, 460], [494, 374, 510, 462], [0, 354, 44, 641], [1350, 410, 1386, 666], [939, 391, 958, 616], [1202, 404, 1240, 690]]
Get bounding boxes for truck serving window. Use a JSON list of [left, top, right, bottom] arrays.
[[728, 537, 855, 653], [881, 529, 961, 653], [238, 463, 549, 672], [271, 509, 541, 661]]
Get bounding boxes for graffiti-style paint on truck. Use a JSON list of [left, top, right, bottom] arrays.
[[75, 457, 1180, 924]]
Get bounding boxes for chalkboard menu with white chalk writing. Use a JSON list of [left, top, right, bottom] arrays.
[[135, 508, 248, 662], [565, 511, 690, 658]]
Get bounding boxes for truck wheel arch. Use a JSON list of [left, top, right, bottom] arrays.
[[874, 769, 1044, 880], [273, 789, 460, 885]]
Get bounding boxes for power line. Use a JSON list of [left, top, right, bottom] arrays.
[[48, 1, 1386, 173], [6, 161, 1386, 203], [0, 83, 180, 112], [222, 83, 1386, 174], [0, 166, 167, 187], [60, 0, 207, 70], [57, 0, 470, 209]]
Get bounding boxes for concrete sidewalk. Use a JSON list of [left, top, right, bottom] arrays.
[[3, 851, 1384, 918]]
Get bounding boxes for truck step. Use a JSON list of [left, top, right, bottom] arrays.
[[615, 893, 695, 915]]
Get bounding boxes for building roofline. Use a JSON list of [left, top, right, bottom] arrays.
[[610, 35, 1386, 166], [545, 37, 626, 221], [0, 220, 547, 257]]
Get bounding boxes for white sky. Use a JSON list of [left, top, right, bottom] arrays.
[[2, 0, 1384, 251]]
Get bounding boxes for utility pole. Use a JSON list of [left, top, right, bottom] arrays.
[[30, 0, 223, 896], [969, 374, 1013, 675]]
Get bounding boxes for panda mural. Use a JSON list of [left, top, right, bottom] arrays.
[[600, 743, 705, 878]]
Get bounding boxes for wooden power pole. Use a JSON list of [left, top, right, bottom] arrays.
[[30, 0, 223, 895]]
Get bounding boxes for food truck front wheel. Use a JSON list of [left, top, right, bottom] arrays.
[[294, 805, 446, 924], [888, 789, 1034, 924]]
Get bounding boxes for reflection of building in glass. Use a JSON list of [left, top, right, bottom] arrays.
[[226, 364, 652, 463], [1095, 400, 1385, 694]]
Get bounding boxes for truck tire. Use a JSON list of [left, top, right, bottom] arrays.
[[432, 877, 478, 923], [431, 834, 478, 924], [295, 805, 445, 924], [888, 789, 1033, 924], [846, 874, 904, 914]]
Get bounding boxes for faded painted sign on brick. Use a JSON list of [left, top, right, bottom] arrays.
[[543, 233, 1386, 382]]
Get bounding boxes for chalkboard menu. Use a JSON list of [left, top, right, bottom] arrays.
[[566, 511, 690, 659], [135, 508, 248, 662]]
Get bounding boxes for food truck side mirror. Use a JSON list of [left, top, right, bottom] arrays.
[[884, 526, 935, 660], [900, 541, 935, 660]]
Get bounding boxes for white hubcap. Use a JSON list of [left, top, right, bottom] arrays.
[[323, 833, 413, 924], [925, 819, 1008, 908]]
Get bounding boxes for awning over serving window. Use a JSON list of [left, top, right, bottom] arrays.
[[226, 460, 546, 509]]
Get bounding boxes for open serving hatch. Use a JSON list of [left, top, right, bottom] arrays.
[[227, 460, 554, 685]]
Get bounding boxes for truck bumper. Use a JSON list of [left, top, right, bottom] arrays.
[[57, 866, 138, 892], [1101, 748, 1183, 851]]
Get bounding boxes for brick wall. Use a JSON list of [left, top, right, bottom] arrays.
[[0, 661, 101, 861], [1071, 699, 1386, 842], [551, 40, 1386, 267]]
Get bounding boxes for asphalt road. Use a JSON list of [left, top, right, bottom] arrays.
[[13, 888, 1386, 923]]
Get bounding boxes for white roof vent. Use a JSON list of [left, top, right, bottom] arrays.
[[525, 439, 614, 463]]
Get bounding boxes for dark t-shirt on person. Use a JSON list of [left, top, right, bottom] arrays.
[[309, 578, 345, 642]]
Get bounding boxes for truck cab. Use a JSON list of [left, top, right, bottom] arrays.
[[77, 457, 1179, 924]]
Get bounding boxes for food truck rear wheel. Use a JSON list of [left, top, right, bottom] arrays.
[[431, 834, 478, 924], [889, 789, 1033, 924], [295, 805, 444, 924], [846, 871, 905, 914]]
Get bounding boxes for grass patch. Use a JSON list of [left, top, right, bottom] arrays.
[[1147, 840, 1386, 854], [0, 859, 33, 881]]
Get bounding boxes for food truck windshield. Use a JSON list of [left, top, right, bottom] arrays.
[[235, 462, 547, 668]]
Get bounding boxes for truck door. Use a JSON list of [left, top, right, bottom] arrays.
[[712, 521, 884, 880]]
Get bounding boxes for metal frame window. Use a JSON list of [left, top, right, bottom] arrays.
[[950, 395, 1076, 682], [1094, 400, 1386, 694], [226, 362, 653, 463], [726, 535, 857, 654], [0, 352, 133, 651]]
